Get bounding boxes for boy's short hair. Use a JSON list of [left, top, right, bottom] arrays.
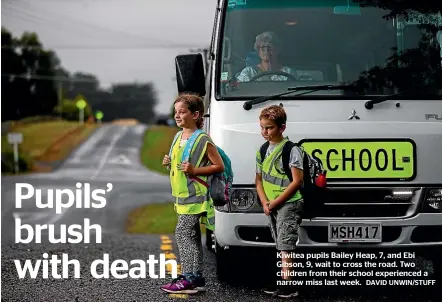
[[259, 105, 287, 128]]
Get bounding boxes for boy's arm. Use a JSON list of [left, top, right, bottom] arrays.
[[269, 146, 304, 210], [255, 149, 269, 207], [269, 167, 303, 210], [255, 172, 269, 206]]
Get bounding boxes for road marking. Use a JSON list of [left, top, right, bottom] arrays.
[[108, 154, 131, 165], [160, 244, 173, 251], [164, 252, 176, 259], [169, 294, 188, 299], [68, 126, 110, 163], [91, 126, 128, 180]]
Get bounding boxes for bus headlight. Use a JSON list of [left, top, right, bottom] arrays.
[[230, 189, 255, 211], [424, 188, 442, 211]]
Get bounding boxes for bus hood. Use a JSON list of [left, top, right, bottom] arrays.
[[208, 99, 442, 185]]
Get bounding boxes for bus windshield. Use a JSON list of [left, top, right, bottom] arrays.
[[217, 0, 442, 99]]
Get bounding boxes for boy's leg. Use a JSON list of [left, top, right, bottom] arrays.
[[262, 212, 280, 295], [160, 214, 200, 294], [273, 201, 303, 298]]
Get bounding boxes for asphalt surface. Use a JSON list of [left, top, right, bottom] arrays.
[[1, 124, 438, 301]]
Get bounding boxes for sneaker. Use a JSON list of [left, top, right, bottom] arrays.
[[272, 287, 299, 299], [261, 286, 278, 295], [160, 275, 198, 294], [193, 275, 206, 292]]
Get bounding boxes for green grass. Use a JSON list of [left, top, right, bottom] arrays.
[[2, 120, 98, 173], [140, 125, 180, 175], [125, 202, 206, 234], [2, 121, 82, 157], [2, 121, 97, 159]]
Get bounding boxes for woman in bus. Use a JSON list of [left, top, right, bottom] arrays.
[[236, 31, 298, 82]]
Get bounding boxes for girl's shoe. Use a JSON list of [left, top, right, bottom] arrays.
[[160, 275, 198, 294]]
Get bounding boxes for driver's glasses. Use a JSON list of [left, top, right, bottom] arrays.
[[258, 45, 273, 52]]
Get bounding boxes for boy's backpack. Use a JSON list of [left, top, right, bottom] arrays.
[[169, 129, 234, 207], [259, 140, 328, 219]]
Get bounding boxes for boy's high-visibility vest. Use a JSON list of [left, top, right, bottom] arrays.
[[169, 130, 215, 230], [256, 138, 303, 203]]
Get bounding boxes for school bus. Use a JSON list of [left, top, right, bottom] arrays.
[[174, 0, 442, 282]]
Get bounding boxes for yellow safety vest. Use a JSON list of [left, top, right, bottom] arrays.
[[170, 131, 215, 230], [256, 138, 302, 203]]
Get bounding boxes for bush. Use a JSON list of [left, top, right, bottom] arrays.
[[1, 147, 33, 173], [53, 99, 93, 121]]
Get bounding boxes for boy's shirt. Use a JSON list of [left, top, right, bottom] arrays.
[[256, 139, 304, 175]]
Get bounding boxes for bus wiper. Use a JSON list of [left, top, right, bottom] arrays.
[[364, 91, 407, 110], [243, 84, 356, 110], [364, 86, 441, 109]]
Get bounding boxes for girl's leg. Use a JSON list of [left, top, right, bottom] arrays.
[[192, 217, 204, 275], [175, 214, 202, 277], [161, 214, 201, 294], [192, 218, 206, 291]]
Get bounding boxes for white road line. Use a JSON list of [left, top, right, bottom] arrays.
[[91, 126, 128, 180], [67, 126, 110, 163]]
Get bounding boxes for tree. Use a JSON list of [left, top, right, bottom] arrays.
[[1, 28, 59, 121], [1, 27, 160, 123], [350, 1, 442, 95]]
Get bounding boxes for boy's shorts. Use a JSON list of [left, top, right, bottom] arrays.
[[268, 200, 303, 251]]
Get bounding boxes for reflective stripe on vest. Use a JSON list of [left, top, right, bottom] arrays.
[[260, 138, 302, 203]]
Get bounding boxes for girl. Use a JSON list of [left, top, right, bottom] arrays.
[[160, 93, 224, 294]]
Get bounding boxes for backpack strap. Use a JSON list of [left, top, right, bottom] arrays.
[[259, 141, 270, 164], [182, 129, 204, 162], [281, 141, 296, 182], [168, 130, 183, 158]]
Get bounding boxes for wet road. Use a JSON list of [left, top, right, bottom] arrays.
[[1, 124, 438, 301]]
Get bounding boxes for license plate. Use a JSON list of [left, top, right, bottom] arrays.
[[299, 139, 416, 181], [328, 222, 382, 243]]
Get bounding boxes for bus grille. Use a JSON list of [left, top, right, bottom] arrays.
[[318, 187, 421, 218]]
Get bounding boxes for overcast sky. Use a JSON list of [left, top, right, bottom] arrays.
[[2, 0, 216, 114]]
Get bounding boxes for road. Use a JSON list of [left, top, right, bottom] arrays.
[[1, 124, 437, 301]]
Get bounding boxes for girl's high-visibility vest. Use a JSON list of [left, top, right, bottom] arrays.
[[256, 138, 303, 203], [169, 131, 215, 230]]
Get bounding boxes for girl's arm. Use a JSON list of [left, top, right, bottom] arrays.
[[190, 143, 225, 176]]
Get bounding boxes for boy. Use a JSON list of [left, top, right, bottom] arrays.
[[255, 105, 304, 299]]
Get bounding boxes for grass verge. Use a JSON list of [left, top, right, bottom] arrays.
[[140, 125, 179, 175], [126, 202, 206, 234], [2, 120, 98, 173]]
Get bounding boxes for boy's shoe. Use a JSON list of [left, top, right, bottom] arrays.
[[272, 287, 299, 299], [160, 275, 198, 294], [261, 286, 278, 295], [193, 275, 206, 292]]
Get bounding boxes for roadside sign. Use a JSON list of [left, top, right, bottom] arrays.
[[7, 132, 23, 144], [76, 99, 87, 109], [76, 99, 86, 124], [95, 111, 104, 120], [7, 132, 23, 173]]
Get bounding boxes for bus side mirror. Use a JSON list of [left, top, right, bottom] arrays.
[[175, 53, 206, 96]]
